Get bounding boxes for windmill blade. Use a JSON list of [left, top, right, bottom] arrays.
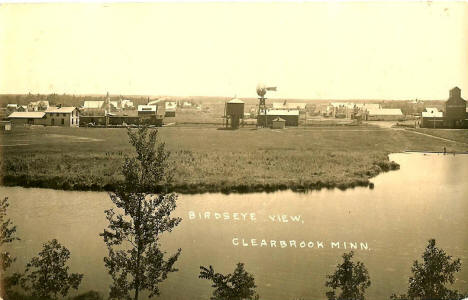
[[256, 83, 277, 97]]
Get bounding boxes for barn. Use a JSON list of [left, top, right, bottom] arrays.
[[257, 109, 299, 127], [83, 101, 105, 110], [7, 112, 47, 126]]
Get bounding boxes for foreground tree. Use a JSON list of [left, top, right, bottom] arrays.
[[1, 197, 19, 271], [325, 251, 371, 300], [20, 239, 83, 299], [199, 263, 259, 300], [1, 197, 23, 295], [390, 239, 463, 300], [101, 127, 181, 300]]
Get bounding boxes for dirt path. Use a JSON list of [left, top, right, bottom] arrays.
[[365, 121, 468, 146], [403, 129, 468, 146]]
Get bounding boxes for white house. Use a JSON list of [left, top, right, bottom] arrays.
[[45, 107, 80, 127], [138, 105, 157, 116], [27, 100, 50, 111], [83, 101, 105, 110]]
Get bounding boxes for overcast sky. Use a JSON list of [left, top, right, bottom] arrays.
[[1, 2, 467, 100]]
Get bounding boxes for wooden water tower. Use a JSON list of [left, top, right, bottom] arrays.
[[224, 98, 245, 129]]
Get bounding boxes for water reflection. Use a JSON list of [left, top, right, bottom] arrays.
[[2, 153, 467, 300]]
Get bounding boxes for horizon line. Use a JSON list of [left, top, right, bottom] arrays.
[[0, 93, 450, 102]]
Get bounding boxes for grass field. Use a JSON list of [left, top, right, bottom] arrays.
[[411, 128, 468, 144], [1, 125, 467, 193]]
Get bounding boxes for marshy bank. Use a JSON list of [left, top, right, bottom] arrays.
[[0, 157, 400, 194], [1, 150, 399, 194], [0, 125, 464, 194]]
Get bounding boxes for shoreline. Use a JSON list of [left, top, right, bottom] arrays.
[[0, 159, 399, 195]]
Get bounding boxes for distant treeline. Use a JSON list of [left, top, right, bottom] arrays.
[[380, 100, 445, 115], [0, 93, 231, 108], [0, 93, 153, 107], [0, 94, 447, 115]]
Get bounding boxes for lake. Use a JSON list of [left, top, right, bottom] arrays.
[[2, 153, 468, 300]]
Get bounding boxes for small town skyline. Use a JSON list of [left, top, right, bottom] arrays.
[[0, 90, 462, 102]]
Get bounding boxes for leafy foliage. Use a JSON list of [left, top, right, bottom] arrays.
[[0, 197, 20, 271], [325, 251, 371, 300], [390, 239, 464, 300], [199, 263, 259, 300], [19, 239, 83, 299], [5, 290, 103, 300], [1, 196, 22, 295], [101, 126, 181, 300]]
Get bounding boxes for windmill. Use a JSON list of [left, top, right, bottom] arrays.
[[256, 83, 277, 128], [104, 91, 111, 127]]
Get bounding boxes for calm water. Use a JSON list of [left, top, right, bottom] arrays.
[[2, 153, 468, 300]]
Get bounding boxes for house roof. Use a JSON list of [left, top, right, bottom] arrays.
[[367, 108, 403, 116], [361, 103, 381, 109], [273, 102, 307, 109], [261, 109, 300, 116], [6, 104, 18, 108], [122, 99, 134, 107], [329, 102, 358, 109], [287, 103, 307, 109], [228, 98, 244, 104], [29, 100, 49, 106], [83, 101, 104, 109], [8, 112, 46, 119], [46, 107, 77, 113], [425, 107, 439, 113], [148, 99, 163, 105], [165, 101, 177, 110]]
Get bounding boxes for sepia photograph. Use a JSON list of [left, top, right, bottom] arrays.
[[0, 1, 467, 300]]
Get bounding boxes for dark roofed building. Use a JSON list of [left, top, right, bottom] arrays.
[[257, 109, 299, 127], [444, 86, 466, 128], [421, 87, 468, 128]]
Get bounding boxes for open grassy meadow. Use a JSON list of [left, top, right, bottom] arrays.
[[411, 128, 468, 144], [1, 125, 467, 193]]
